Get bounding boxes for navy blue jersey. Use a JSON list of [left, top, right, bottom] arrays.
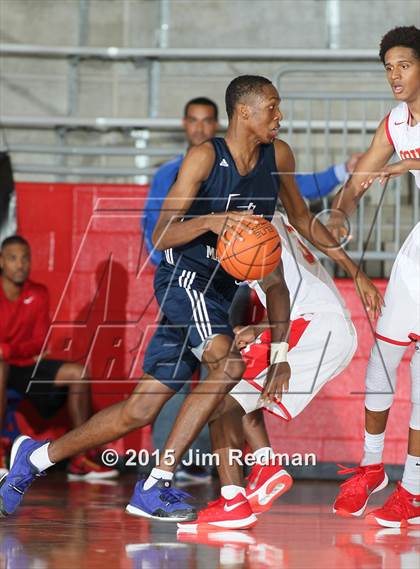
[[156, 137, 279, 301]]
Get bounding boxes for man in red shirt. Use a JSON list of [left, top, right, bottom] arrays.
[[0, 235, 118, 480]]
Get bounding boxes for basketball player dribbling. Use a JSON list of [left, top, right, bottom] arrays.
[[0, 76, 381, 522], [177, 210, 358, 531], [331, 26, 420, 528]]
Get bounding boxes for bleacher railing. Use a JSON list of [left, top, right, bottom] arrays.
[[1, 44, 418, 274]]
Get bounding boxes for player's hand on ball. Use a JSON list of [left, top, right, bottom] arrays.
[[354, 272, 384, 319], [233, 325, 258, 349], [206, 211, 259, 244], [260, 361, 291, 404]]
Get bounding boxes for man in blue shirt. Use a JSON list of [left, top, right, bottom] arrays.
[[143, 96, 361, 265]]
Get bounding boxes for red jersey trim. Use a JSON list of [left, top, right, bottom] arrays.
[[384, 113, 394, 147], [408, 333, 420, 342], [375, 332, 411, 346]]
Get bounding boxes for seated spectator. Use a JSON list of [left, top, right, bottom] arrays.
[[0, 235, 118, 480], [142, 95, 362, 264]]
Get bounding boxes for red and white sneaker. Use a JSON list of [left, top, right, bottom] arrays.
[[67, 453, 119, 480], [366, 483, 420, 528], [333, 463, 388, 517], [177, 494, 257, 531], [245, 464, 293, 514]]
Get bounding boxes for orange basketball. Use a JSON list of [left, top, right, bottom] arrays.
[[217, 218, 281, 281]]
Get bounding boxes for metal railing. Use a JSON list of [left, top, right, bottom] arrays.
[[1, 45, 417, 274]]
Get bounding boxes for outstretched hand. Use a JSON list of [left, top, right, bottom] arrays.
[[354, 272, 384, 319]]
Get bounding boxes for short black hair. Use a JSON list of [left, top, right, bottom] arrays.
[[1, 235, 30, 251], [225, 75, 273, 119], [184, 97, 218, 120], [379, 26, 420, 63]]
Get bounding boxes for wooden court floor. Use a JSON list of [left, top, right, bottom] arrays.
[[0, 473, 418, 569]]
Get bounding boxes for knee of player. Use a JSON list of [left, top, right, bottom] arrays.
[[123, 394, 159, 427], [61, 363, 86, 382]]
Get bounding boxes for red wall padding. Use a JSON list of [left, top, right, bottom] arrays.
[[14, 182, 411, 464]]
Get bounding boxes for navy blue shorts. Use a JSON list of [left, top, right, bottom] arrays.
[[143, 270, 235, 392]]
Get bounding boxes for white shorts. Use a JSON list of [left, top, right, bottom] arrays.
[[229, 311, 357, 420], [376, 222, 420, 346]]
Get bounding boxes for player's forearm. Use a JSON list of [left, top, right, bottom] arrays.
[[292, 212, 360, 279], [265, 282, 290, 344], [331, 178, 366, 218], [152, 215, 212, 250]]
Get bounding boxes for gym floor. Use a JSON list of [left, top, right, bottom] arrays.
[[0, 473, 417, 569]]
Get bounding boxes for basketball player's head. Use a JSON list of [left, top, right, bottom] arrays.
[[379, 26, 420, 103], [182, 97, 219, 147], [225, 75, 282, 143], [0, 235, 31, 285]]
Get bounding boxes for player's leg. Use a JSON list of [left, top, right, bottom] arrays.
[[367, 342, 420, 527], [230, 312, 356, 514], [53, 362, 91, 428], [0, 319, 195, 518], [335, 233, 419, 517], [178, 394, 258, 530], [153, 333, 245, 474]]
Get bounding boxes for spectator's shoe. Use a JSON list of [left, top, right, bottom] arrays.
[[126, 479, 196, 522], [333, 463, 388, 517], [67, 454, 119, 481], [174, 464, 212, 485], [0, 445, 9, 476], [245, 464, 293, 514], [366, 483, 420, 528], [177, 494, 257, 531], [0, 436, 46, 517]]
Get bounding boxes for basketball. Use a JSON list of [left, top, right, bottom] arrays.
[[217, 217, 282, 281]]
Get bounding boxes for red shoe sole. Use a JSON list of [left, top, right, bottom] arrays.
[[248, 473, 293, 514]]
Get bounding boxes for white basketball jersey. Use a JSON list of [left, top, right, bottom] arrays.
[[386, 102, 420, 189], [249, 212, 347, 319]]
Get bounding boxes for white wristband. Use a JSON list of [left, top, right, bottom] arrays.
[[270, 342, 289, 364]]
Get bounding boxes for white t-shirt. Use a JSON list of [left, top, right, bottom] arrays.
[[386, 102, 420, 189], [249, 212, 348, 319]]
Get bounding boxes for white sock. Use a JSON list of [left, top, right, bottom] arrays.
[[361, 430, 385, 466], [30, 443, 55, 471], [143, 467, 174, 491], [253, 446, 274, 466], [221, 485, 245, 500], [401, 454, 420, 496]]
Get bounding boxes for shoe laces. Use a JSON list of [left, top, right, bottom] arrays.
[[159, 486, 192, 506], [8, 470, 44, 496], [381, 484, 413, 517], [337, 464, 368, 494]]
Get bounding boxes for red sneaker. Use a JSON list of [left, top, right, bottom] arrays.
[[333, 463, 388, 517], [177, 494, 257, 531], [245, 464, 293, 514], [366, 483, 420, 528], [67, 454, 119, 480]]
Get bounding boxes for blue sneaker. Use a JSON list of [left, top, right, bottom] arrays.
[[126, 479, 197, 522], [0, 436, 46, 517]]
